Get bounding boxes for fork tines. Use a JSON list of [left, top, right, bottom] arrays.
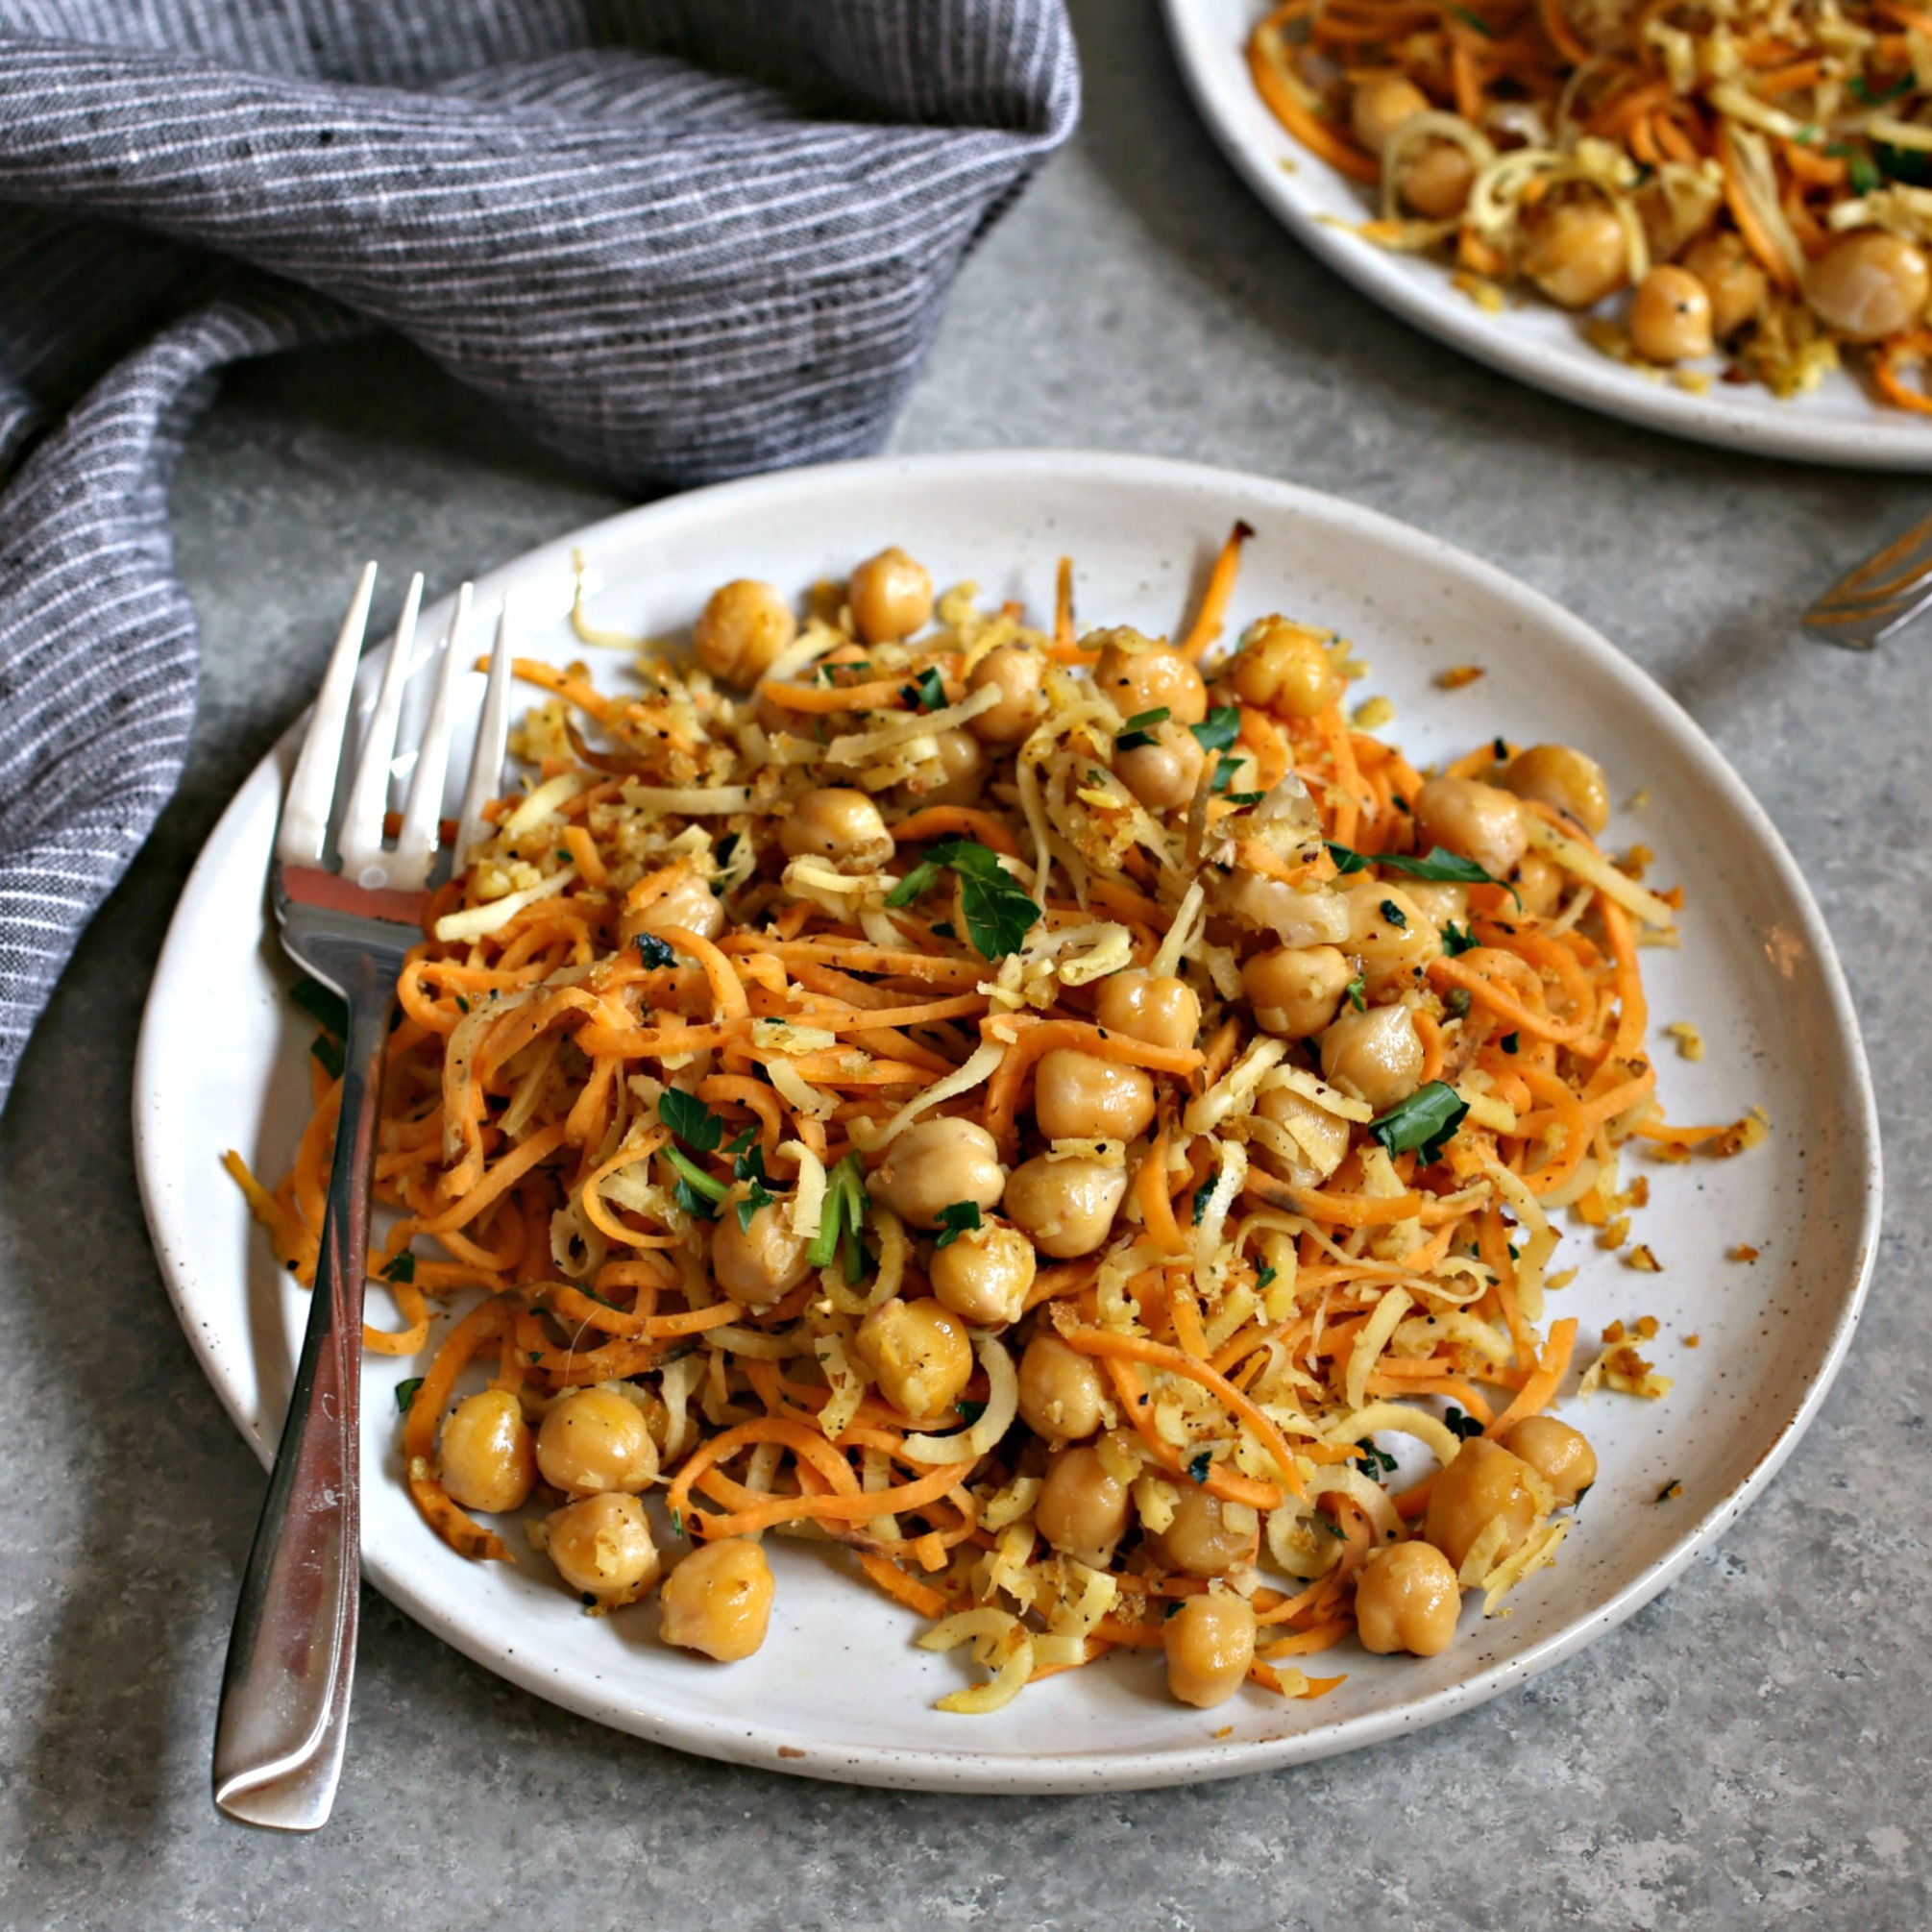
[[276, 566, 513, 891], [1800, 510, 1932, 651]]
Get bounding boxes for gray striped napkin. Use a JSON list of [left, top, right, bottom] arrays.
[[0, 1, 1077, 1107]]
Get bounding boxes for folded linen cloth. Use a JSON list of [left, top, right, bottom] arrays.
[[0, 1, 1077, 1107]]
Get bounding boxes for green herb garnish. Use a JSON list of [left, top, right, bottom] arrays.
[[1211, 756, 1242, 795], [658, 1087, 724, 1152], [808, 1154, 870, 1271], [933, 1201, 984, 1249], [1367, 1081, 1469, 1164], [394, 1378, 424, 1414], [1189, 706, 1241, 755], [956, 1399, 988, 1427], [1355, 1439, 1398, 1477], [1501, 1031, 1520, 1054], [664, 1147, 726, 1220], [902, 666, 947, 712], [1380, 897, 1406, 928], [1186, 1449, 1213, 1484], [1257, 1264, 1278, 1291], [885, 840, 1039, 961], [735, 1178, 778, 1234], [1442, 920, 1476, 956], [291, 975, 349, 1037], [1443, 1406, 1485, 1441], [1449, 4, 1494, 32], [381, 1251, 416, 1284], [1850, 71, 1911, 105], [1115, 706, 1171, 751], [1345, 972, 1367, 1014], [633, 932, 679, 969]]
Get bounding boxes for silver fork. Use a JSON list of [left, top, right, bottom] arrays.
[[211, 565, 513, 1832], [1800, 509, 1932, 649]]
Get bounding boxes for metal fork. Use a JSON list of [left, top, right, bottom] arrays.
[[211, 565, 513, 1832], [1800, 509, 1932, 649]]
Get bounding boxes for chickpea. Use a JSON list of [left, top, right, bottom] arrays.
[[1092, 629, 1209, 726], [1243, 943, 1352, 1039], [1255, 1084, 1352, 1186], [869, 1116, 1007, 1230], [546, 1491, 660, 1604], [1034, 1049, 1157, 1142], [1400, 878, 1468, 927], [846, 546, 933, 644], [1221, 868, 1321, 944], [1230, 615, 1344, 719], [929, 1219, 1037, 1326], [536, 1386, 658, 1498], [1503, 1415, 1597, 1507], [1424, 1436, 1542, 1572], [438, 1388, 536, 1515], [966, 644, 1046, 745], [1340, 877, 1441, 1001], [1319, 1003, 1425, 1113], [1016, 1332, 1107, 1440], [710, 1192, 813, 1308], [1354, 1540, 1461, 1656], [918, 727, 989, 807], [1499, 743, 1609, 836], [1115, 722, 1207, 812], [660, 1537, 774, 1661], [1401, 141, 1474, 220], [1036, 1442, 1133, 1563], [780, 786, 893, 874], [1150, 1486, 1257, 1579], [1513, 849, 1565, 918], [1162, 1593, 1257, 1709], [1349, 73, 1429, 156], [1804, 230, 1932, 343], [620, 865, 722, 945], [856, 1296, 974, 1421], [1680, 231, 1768, 340], [1003, 1154, 1128, 1259], [1629, 264, 1714, 364], [692, 578, 796, 687], [1094, 968, 1202, 1052], [1521, 198, 1629, 309], [1412, 774, 1529, 879]]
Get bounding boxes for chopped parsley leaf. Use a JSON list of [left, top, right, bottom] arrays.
[[1257, 1264, 1278, 1291], [902, 666, 947, 712], [956, 1399, 988, 1428], [1345, 972, 1367, 1014], [633, 932, 680, 969], [1189, 706, 1242, 755], [1380, 897, 1407, 928], [1501, 1031, 1520, 1054], [290, 975, 349, 1038], [931, 920, 956, 940], [933, 1200, 984, 1248], [1186, 1449, 1213, 1484], [1211, 756, 1242, 795], [663, 1147, 725, 1220], [1442, 920, 1476, 956], [380, 1251, 416, 1284], [1368, 1081, 1469, 1164], [735, 1178, 777, 1234], [394, 1377, 424, 1414], [1328, 842, 1514, 900], [884, 839, 1039, 961], [808, 1154, 870, 1271], [1355, 1439, 1398, 1478], [1116, 705, 1171, 751], [1226, 790, 1266, 806], [454, 994, 470, 1015], [1443, 1406, 1485, 1441], [1190, 1186, 1211, 1225], [658, 1087, 724, 1152]]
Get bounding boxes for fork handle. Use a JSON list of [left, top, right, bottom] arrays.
[[212, 956, 392, 1831]]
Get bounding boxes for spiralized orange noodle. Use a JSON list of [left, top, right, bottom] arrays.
[[232, 533, 1763, 1712], [1248, 0, 1932, 405]]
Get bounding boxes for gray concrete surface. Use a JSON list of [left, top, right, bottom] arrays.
[[1, 3, 1926, 1926]]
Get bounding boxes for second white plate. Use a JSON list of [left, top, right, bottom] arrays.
[[135, 450, 1879, 1790], [1162, 0, 1932, 470]]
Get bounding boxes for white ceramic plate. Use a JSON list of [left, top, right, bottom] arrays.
[[135, 451, 1879, 1791], [1162, 0, 1932, 470]]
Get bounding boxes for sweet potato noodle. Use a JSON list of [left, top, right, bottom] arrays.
[[231, 531, 1760, 1710]]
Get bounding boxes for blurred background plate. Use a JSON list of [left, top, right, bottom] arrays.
[[1162, 0, 1932, 470], [134, 450, 1879, 1791]]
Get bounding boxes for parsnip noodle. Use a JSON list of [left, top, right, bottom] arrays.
[[231, 533, 1757, 1712], [1247, 0, 1932, 409]]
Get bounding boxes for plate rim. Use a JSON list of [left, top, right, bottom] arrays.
[[135, 447, 1885, 1790], [1158, 0, 1932, 473]]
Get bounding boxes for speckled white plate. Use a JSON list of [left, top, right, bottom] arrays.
[[135, 451, 1879, 1791], [1162, 0, 1932, 470]]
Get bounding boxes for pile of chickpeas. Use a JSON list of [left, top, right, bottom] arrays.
[[425, 544, 1615, 1706], [1349, 71, 1932, 367]]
